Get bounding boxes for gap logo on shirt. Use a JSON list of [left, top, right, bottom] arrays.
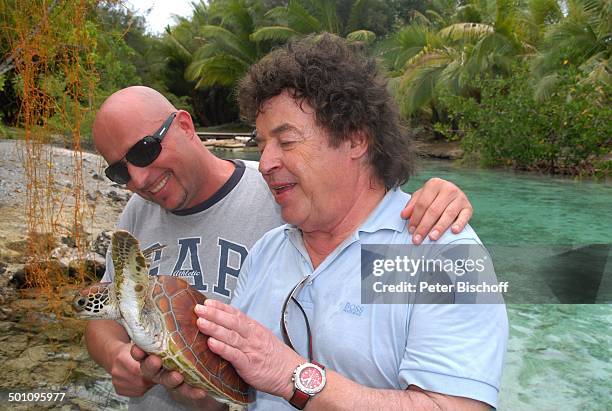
[[143, 236, 248, 299]]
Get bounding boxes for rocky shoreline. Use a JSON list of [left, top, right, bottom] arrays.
[[0, 139, 129, 410]]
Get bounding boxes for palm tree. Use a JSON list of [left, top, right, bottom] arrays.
[[250, 0, 376, 45], [532, 0, 611, 99], [185, 0, 264, 89], [379, 0, 559, 115]]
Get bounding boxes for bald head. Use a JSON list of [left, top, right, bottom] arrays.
[[93, 86, 177, 155]]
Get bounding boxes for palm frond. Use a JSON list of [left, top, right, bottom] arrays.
[[284, 0, 323, 33], [345, 30, 376, 44], [187, 54, 249, 88], [399, 62, 447, 114], [439, 23, 495, 42], [533, 73, 560, 100], [250, 26, 300, 43], [199, 25, 256, 62]]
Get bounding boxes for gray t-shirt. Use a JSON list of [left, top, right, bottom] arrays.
[[101, 160, 283, 410]]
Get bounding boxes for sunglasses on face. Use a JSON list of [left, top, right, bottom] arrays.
[[281, 275, 314, 362], [104, 112, 177, 184]]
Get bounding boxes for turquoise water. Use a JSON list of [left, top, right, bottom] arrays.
[[223, 151, 612, 410], [403, 160, 612, 410]]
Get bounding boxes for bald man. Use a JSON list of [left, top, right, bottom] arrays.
[[86, 86, 474, 410]]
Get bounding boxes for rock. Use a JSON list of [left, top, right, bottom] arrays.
[[86, 189, 105, 202], [0, 333, 27, 355], [49, 245, 105, 279], [104, 189, 129, 203], [92, 172, 104, 181], [417, 139, 464, 160], [61, 236, 77, 247], [0, 321, 12, 333], [0, 247, 25, 263], [44, 322, 83, 343], [6, 239, 28, 253], [91, 230, 112, 257], [9, 260, 66, 288], [39, 359, 78, 384], [8, 266, 27, 288], [5, 345, 49, 370], [0, 261, 6, 275], [70, 397, 101, 411]]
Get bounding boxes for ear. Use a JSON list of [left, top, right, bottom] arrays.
[[175, 110, 197, 140], [348, 130, 369, 159]]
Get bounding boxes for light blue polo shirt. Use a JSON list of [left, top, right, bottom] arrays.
[[231, 188, 508, 410]]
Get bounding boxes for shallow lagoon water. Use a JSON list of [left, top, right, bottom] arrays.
[[406, 159, 612, 410]]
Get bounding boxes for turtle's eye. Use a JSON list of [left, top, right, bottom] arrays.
[[72, 296, 88, 312]]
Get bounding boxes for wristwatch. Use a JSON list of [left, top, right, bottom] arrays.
[[289, 362, 326, 410]]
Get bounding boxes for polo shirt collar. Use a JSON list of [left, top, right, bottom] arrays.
[[282, 186, 407, 242], [358, 187, 407, 234]]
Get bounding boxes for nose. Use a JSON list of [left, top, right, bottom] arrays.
[[125, 162, 150, 190], [258, 142, 282, 176]]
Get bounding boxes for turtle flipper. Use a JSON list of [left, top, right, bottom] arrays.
[[112, 230, 150, 314]]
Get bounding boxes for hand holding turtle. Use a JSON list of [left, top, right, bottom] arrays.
[[132, 346, 217, 409], [108, 341, 155, 397], [195, 300, 304, 400]]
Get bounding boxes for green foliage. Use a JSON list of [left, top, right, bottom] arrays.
[[439, 65, 612, 176], [185, 0, 261, 90], [531, 0, 611, 99]]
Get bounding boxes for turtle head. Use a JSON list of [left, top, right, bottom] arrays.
[[73, 282, 120, 319]]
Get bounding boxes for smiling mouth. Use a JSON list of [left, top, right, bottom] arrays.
[[272, 183, 296, 194], [149, 173, 170, 194]]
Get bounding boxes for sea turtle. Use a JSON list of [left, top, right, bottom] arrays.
[[72, 230, 250, 410]]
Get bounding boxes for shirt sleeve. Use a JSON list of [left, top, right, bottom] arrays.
[[398, 302, 508, 408], [399, 233, 507, 408]]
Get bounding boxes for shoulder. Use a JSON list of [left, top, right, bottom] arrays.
[[426, 223, 482, 245], [241, 159, 260, 170]]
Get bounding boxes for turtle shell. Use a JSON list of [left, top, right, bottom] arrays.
[[150, 275, 249, 405]]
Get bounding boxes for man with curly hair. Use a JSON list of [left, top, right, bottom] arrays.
[[190, 33, 507, 410]]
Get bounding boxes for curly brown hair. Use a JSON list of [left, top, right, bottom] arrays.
[[237, 33, 415, 189]]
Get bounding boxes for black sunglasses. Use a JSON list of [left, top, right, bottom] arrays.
[[104, 112, 177, 184], [281, 275, 314, 362]]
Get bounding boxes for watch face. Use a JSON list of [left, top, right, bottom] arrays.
[[299, 366, 323, 390], [299, 366, 324, 394], [293, 363, 326, 396]]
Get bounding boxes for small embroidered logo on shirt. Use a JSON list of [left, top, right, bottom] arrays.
[[342, 302, 364, 316]]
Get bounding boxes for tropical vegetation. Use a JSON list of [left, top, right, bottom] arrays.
[[0, 0, 609, 175]]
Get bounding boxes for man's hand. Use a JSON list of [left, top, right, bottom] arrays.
[[401, 177, 473, 244], [132, 346, 221, 410], [109, 342, 155, 397], [195, 300, 304, 400], [84, 320, 153, 397]]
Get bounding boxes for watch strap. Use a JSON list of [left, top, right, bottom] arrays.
[[289, 389, 310, 410]]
